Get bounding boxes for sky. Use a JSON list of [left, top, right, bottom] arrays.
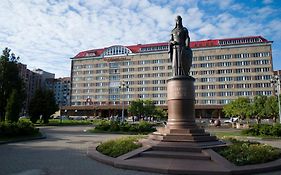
[[0, 0, 281, 78]]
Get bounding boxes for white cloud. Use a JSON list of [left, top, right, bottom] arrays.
[[263, 0, 273, 5], [0, 0, 280, 77]]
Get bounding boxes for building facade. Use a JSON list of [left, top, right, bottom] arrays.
[[54, 77, 71, 107], [46, 77, 71, 107], [17, 64, 56, 114], [65, 36, 274, 118]]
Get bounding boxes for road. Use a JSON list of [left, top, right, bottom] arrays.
[[0, 126, 280, 175], [0, 126, 161, 175]]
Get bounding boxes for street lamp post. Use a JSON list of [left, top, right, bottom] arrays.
[[119, 81, 129, 122], [271, 75, 281, 124]]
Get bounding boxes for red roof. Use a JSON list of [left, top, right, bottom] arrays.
[[73, 36, 269, 59]]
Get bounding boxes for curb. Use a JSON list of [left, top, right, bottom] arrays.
[[87, 144, 281, 175], [0, 133, 46, 145]]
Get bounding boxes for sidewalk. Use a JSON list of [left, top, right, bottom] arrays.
[[1, 126, 281, 175]]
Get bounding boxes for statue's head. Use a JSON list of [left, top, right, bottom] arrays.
[[175, 15, 182, 27]]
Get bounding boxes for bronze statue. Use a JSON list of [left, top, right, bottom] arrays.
[[169, 15, 192, 77]]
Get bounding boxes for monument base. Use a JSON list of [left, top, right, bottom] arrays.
[[149, 127, 220, 145], [148, 75, 224, 147]]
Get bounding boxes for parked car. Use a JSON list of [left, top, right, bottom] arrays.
[[223, 117, 239, 123]]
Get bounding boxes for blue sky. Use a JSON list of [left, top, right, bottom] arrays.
[[0, 0, 281, 78]]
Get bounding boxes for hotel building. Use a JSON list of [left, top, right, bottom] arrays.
[[64, 36, 274, 118]]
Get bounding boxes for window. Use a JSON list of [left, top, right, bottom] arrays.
[[102, 45, 132, 56]]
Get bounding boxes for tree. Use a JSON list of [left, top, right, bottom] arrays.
[[222, 97, 252, 121], [128, 99, 161, 121], [265, 96, 279, 122], [29, 89, 58, 124], [252, 95, 267, 123], [143, 99, 155, 121], [42, 90, 58, 123], [5, 89, 22, 122], [0, 48, 25, 122], [153, 107, 168, 121], [128, 99, 144, 120]]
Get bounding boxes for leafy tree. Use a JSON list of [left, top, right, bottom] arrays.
[[265, 96, 279, 122], [252, 95, 267, 123], [0, 48, 25, 122], [128, 99, 144, 120], [153, 107, 168, 121], [222, 101, 235, 118], [128, 99, 163, 121], [29, 89, 58, 124], [5, 89, 22, 122], [143, 99, 155, 121], [42, 90, 58, 123], [223, 97, 252, 121]]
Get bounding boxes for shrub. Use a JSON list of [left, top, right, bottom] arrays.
[[109, 121, 120, 132], [97, 136, 142, 157], [94, 120, 111, 131], [242, 124, 281, 137], [218, 138, 281, 166], [138, 121, 156, 133], [93, 120, 156, 134], [0, 120, 39, 137], [119, 122, 131, 132]]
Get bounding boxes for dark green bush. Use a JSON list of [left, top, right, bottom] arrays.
[[119, 122, 131, 132], [94, 120, 111, 131], [0, 120, 39, 137], [97, 136, 142, 157], [242, 124, 281, 137], [128, 124, 138, 132], [93, 120, 156, 134], [218, 138, 281, 166], [109, 121, 120, 132], [138, 121, 156, 133], [271, 124, 281, 136]]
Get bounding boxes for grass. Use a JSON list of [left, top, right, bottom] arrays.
[[210, 130, 243, 138], [97, 136, 145, 157]]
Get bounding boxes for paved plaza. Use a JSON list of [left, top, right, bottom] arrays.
[[1, 126, 281, 175]]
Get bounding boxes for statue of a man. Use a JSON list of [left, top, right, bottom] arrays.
[[169, 15, 192, 77]]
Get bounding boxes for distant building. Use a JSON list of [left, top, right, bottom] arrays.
[[17, 63, 56, 114], [273, 70, 281, 95], [63, 36, 274, 118], [33, 68, 55, 88], [46, 77, 71, 107]]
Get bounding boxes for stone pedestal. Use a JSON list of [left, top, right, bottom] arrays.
[[166, 76, 196, 129], [149, 76, 222, 146]]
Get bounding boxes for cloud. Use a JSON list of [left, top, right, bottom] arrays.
[[263, 0, 273, 5], [0, 0, 281, 77]]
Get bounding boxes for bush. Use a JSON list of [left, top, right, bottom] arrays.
[[138, 121, 156, 133], [93, 120, 156, 134], [109, 121, 120, 132], [97, 136, 142, 157], [119, 122, 131, 132], [94, 120, 111, 131], [218, 138, 281, 166], [0, 120, 39, 137], [242, 124, 281, 137]]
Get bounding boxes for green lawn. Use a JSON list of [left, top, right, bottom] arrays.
[[210, 130, 243, 138]]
